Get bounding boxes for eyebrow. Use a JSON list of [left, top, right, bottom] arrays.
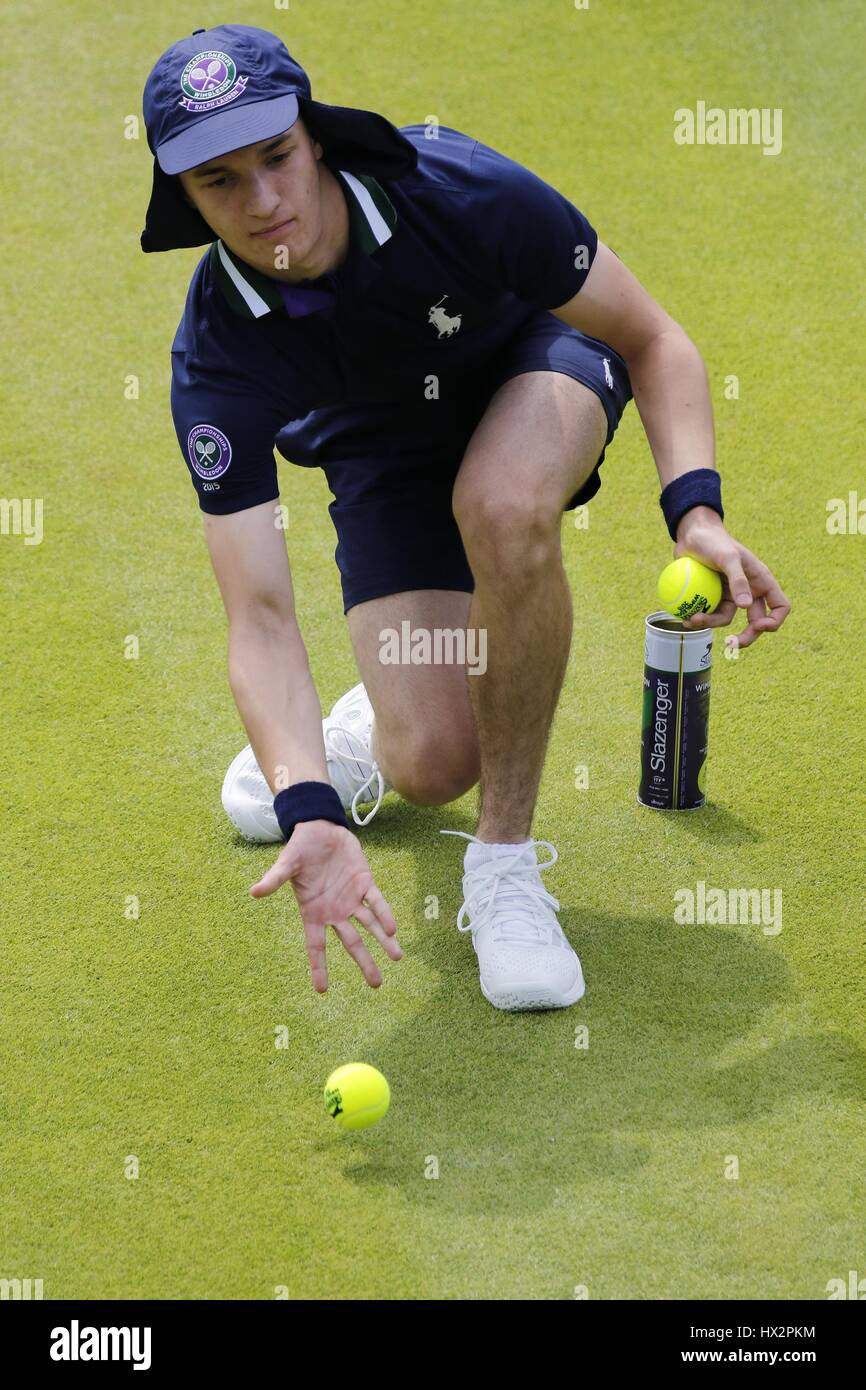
[[192, 135, 295, 178]]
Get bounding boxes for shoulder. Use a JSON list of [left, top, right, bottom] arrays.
[[172, 246, 285, 399], [393, 125, 559, 201], [171, 247, 288, 420], [385, 127, 581, 252], [392, 125, 479, 192], [386, 129, 598, 308]]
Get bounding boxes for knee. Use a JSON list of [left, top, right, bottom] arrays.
[[382, 734, 480, 807], [453, 491, 562, 575]]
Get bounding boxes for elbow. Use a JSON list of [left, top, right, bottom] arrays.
[[226, 607, 305, 676], [227, 595, 299, 637], [623, 321, 700, 371]]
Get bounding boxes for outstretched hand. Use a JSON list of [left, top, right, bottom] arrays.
[[250, 819, 401, 992]]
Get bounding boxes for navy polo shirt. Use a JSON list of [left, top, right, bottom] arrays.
[[170, 125, 599, 514]]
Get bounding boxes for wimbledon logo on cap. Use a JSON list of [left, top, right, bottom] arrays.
[[188, 424, 232, 480], [179, 50, 248, 112]]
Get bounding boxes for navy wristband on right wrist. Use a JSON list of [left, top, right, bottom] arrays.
[[659, 468, 724, 542], [273, 781, 349, 842]]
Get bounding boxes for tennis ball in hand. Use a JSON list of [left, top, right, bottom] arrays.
[[657, 557, 723, 620], [324, 1063, 390, 1131]]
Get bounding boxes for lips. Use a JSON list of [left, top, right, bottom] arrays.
[[252, 217, 295, 241]]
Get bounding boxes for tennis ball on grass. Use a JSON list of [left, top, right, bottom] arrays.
[[657, 557, 723, 620], [324, 1063, 390, 1131]]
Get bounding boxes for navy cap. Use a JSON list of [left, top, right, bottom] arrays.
[[141, 24, 418, 252]]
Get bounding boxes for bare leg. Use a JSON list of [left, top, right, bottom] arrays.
[[344, 588, 480, 804], [453, 372, 608, 843], [468, 541, 573, 842]]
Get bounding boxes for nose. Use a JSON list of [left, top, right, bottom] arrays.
[[245, 170, 282, 222]]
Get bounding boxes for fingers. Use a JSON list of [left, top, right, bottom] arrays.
[[738, 553, 790, 619], [757, 571, 791, 631], [722, 560, 753, 608], [734, 594, 769, 649], [302, 905, 400, 996], [331, 920, 384, 988], [249, 846, 298, 898], [737, 598, 783, 648], [675, 539, 751, 609], [249, 838, 401, 993], [352, 901, 403, 961], [302, 911, 398, 995], [357, 883, 399, 938], [685, 556, 791, 648], [329, 880, 403, 987], [731, 584, 792, 649], [730, 560, 792, 647], [305, 922, 329, 994], [684, 597, 737, 630]]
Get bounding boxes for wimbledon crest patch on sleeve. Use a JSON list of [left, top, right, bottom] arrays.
[[188, 424, 232, 480]]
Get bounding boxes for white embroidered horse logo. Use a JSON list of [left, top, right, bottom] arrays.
[[602, 357, 614, 390], [428, 295, 462, 338]]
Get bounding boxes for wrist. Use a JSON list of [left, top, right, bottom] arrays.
[[289, 817, 353, 837], [659, 468, 724, 542], [273, 780, 348, 842], [676, 504, 727, 541]]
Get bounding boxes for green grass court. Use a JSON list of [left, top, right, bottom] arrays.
[[2, 0, 863, 1299]]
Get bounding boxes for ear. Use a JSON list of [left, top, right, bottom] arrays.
[[298, 114, 323, 161]]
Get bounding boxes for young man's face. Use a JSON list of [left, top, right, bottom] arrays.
[[178, 119, 329, 276]]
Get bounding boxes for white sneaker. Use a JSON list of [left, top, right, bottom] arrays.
[[440, 830, 585, 1011], [221, 682, 391, 842], [322, 682, 391, 827], [221, 743, 283, 843]]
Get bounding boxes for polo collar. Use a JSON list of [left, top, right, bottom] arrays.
[[211, 169, 397, 320]]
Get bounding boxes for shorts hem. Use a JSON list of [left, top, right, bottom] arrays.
[[341, 572, 475, 615], [497, 357, 625, 444]]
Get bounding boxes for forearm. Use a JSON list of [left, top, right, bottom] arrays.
[[626, 328, 716, 488], [227, 619, 329, 793]]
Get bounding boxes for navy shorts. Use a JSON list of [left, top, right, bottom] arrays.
[[276, 313, 632, 613]]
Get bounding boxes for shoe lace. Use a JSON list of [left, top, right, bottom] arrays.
[[439, 829, 561, 943], [323, 722, 387, 827]]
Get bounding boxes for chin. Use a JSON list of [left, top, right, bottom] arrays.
[[254, 229, 305, 266]]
